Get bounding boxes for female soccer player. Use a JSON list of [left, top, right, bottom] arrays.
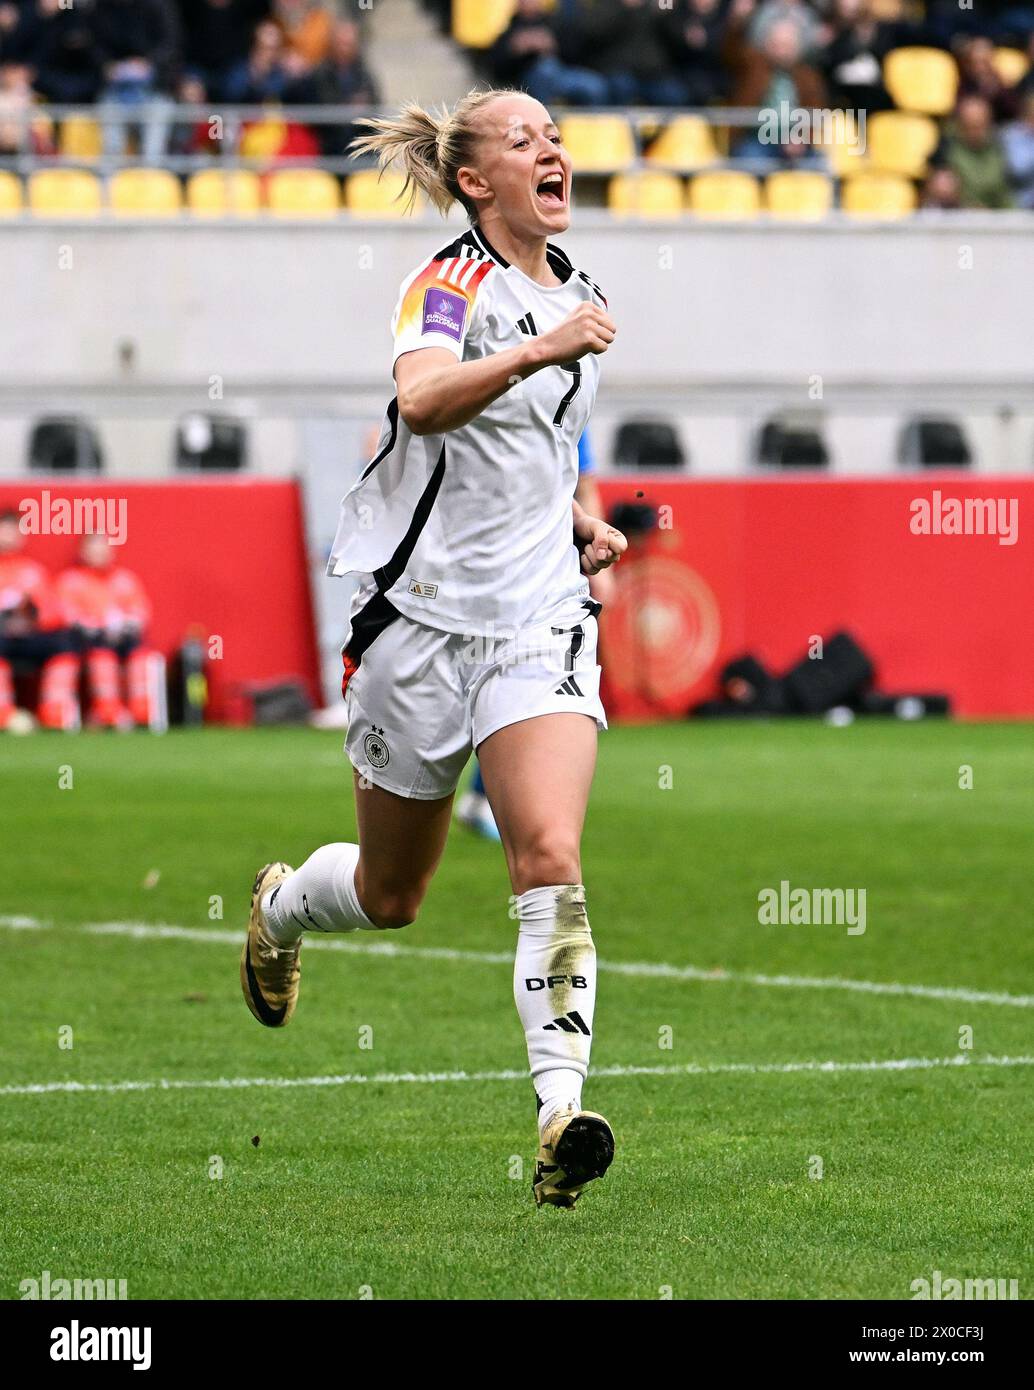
[[240, 87, 624, 1208]]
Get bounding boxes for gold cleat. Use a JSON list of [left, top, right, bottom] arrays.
[[240, 862, 300, 1027], [533, 1105, 615, 1209]]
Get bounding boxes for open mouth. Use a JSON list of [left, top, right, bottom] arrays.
[[535, 173, 565, 208]]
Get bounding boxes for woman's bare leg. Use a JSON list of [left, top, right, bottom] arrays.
[[353, 773, 454, 928], [477, 713, 612, 1205]]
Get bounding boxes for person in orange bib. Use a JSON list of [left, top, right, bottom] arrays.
[[54, 533, 163, 731], [0, 510, 80, 731]]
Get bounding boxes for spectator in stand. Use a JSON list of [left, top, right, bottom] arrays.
[[1003, 90, 1034, 207], [0, 1, 40, 66], [26, 0, 106, 105], [0, 61, 55, 154], [661, 0, 730, 107], [956, 34, 1019, 123], [179, 0, 270, 103], [747, 0, 825, 59], [93, 0, 182, 162], [724, 3, 828, 162], [223, 17, 305, 101], [933, 94, 1014, 208], [54, 533, 157, 731], [578, 0, 689, 106], [487, 0, 608, 108], [310, 18, 381, 155], [273, 0, 332, 70], [0, 511, 79, 732], [920, 164, 962, 208], [821, 0, 901, 113]]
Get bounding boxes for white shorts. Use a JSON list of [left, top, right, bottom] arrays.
[[341, 593, 607, 800]]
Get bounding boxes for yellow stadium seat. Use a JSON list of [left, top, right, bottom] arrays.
[[59, 116, 103, 160], [344, 168, 422, 217], [267, 168, 340, 217], [686, 170, 761, 220], [452, 0, 514, 48], [558, 115, 636, 173], [841, 172, 917, 218], [0, 171, 22, 215], [883, 46, 958, 116], [186, 170, 262, 216], [817, 110, 868, 176], [867, 110, 939, 179], [992, 47, 1030, 87], [109, 168, 182, 216], [607, 171, 683, 218], [764, 170, 833, 220], [28, 169, 102, 217], [644, 115, 719, 173]]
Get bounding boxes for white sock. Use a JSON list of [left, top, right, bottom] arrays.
[[512, 884, 597, 1136], [262, 842, 375, 943]]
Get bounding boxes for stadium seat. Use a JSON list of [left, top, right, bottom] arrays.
[[764, 171, 833, 220], [267, 169, 340, 217], [841, 172, 917, 218], [883, 46, 958, 116], [186, 170, 262, 217], [899, 417, 972, 468], [756, 417, 829, 469], [686, 170, 761, 220], [607, 171, 683, 218], [344, 168, 421, 217], [992, 47, 1030, 86], [28, 169, 102, 217], [58, 116, 103, 160], [817, 111, 868, 177], [558, 115, 636, 173], [28, 416, 104, 472], [614, 419, 686, 469], [176, 414, 247, 470], [109, 168, 182, 216], [867, 111, 939, 179], [452, 0, 515, 48], [644, 116, 719, 173], [0, 171, 22, 215]]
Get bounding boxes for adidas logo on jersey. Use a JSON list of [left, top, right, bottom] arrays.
[[554, 676, 584, 697], [543, 1010, 591, 1035]]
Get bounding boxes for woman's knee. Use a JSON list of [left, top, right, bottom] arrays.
[[356, 876, 426, 930], [511, 832, 582, 895]]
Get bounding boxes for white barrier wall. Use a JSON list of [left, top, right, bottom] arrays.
[[0, 213, 1032, 475]]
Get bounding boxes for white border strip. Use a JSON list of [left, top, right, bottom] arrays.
[[4, 915, 1031, 1011], [2, 1054, 1033, 1098]]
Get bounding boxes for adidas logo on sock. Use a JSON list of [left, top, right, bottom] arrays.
[[543, 1010, 591, 1035], [554, 676, 583, 697]]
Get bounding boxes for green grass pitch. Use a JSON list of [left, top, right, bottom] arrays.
[[1, 721, 1032, 1300]]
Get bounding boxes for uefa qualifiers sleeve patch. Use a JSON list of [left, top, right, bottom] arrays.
[[421, 286, 467, 343]]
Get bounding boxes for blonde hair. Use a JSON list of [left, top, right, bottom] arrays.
[[348, 86, 528, 220]]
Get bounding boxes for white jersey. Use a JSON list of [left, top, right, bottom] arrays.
[[327, 223, 607, 638]]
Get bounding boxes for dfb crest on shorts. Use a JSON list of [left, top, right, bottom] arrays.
[[363, 727, 390, 768]]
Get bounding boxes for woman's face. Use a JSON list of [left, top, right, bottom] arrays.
[[460, 94, 573, 238]]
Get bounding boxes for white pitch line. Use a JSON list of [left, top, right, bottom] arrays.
[[5, 914, 1033, 1010], [2, 1054, 1033, 1099]]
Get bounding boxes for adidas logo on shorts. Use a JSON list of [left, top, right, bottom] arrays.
[[554, 676, 584, 697]]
